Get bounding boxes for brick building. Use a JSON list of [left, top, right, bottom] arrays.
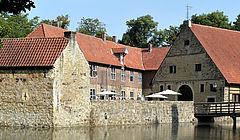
[[152, 21, 240, 102], [26, 23, 169, 100]]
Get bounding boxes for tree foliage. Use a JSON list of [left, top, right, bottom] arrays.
[[0, 0, 35, 14], [191, 11, 232, 29], [233, 14, 240, 31], [0, 13, 39, 38], [41, 14, 70, 29], [120, 15, 158, 48], [76, 17, 107, 38]]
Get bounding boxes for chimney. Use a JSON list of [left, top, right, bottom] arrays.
[[52, 21, 60, 27], [102, 32, 106, 42], [148, 43, 152, 53], [112, 36, 117, 43], [64, 31, 76, 41], [183, 20, 192, 27]]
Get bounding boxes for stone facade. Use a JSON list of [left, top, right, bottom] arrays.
[[0, 69, 54, 127], [90, 100, 196, 126], [89, 64, 142, 100], [152, 23, 227, 102]]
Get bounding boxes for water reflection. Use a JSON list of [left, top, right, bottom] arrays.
[[0, 122, 240, 140]]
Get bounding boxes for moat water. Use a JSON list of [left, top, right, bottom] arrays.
[[1, 122, 240, 140]]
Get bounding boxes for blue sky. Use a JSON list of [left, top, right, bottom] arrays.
[[28, 0, 240, 39]]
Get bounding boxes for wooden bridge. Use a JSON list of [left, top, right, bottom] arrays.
[[194, 102, 240, 128]]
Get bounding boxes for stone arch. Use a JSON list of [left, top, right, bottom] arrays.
[[178, 85, 193, 101]]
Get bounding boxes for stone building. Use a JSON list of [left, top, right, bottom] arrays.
[[152, 21, 240, 102], [0, 32, 91, 127], [26, 23, 170, 99]]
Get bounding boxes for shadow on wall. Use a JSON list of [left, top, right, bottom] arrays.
[[172, 104, 179, 140]]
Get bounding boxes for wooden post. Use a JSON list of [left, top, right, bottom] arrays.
[[232, 117, 236, 130]]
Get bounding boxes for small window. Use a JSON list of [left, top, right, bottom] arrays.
[[167, 85, 171, 90], [130, 92, 134, 100], [160, 85, 164, 92], [170, 65, 176, 73], [130, 71, 134, 82], [110, 67, 116, 80], [90, 64, 97, 78], [207, 97, 215, 102], [110, 90, 116, 100], [195, 64, 202, 71], [184, 40, 189, 46], [138, 72, 142, 83], [210, 84, 217, 92], [200, 84, 204, 92], [121, 69, 126, 81], [121, 90, 126, 100], [90, 88, 96, 100]]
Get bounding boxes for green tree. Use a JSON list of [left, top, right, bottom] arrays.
[[41, 14, 70, 29], [233, 14, 240, 31], [0, 13, 39, 38], [0, 0, 35, 14], [120, 15, 158, 48], [191, 11, 232, 29], [76, 17, 107, 39]]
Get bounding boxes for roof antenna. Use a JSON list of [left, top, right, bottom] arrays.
[[186, 4, 192, 20]]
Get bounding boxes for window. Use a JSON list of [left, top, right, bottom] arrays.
[[130, 71, 134, 82], [210, 84, 217, 92], [200, 84, 204, 92], [90, 88, 96, 100], [195, 64, 202, 71], [130, 92, 134, 100], [121, 90, 126, 100], [167, 85, 171, 90], [138, 72, 142, 83], [121, 69, 126, 82], [184, 40, 189, 46], [90, 64, 97, 78], [207, 97, 215, 102], [110, 67, 116, 80], [160, 85, 164, 92], [170, 65, 176, 73], [110, 90, 116, 100]]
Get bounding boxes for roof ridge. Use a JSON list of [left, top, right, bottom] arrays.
[[192, 23, 240, 34]]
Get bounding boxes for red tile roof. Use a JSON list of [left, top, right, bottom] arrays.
[[111, 47, 127, 54], [0, 38, 69, 67], [142, 47, 170, 70], [190, 24, 240, 84], [27, 23, 169, 70]]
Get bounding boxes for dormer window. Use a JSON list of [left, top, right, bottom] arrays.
[[111, 47, 129, 65], [184, 40, 189, 46]]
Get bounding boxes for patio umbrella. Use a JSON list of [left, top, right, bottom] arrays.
[[146, 94, 168, 99], [97, 91, 117, 95], [159, 90, 182, 95]]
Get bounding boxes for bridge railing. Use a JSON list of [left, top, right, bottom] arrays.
[[194, 102, 240, 116]]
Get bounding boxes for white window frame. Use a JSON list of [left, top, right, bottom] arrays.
[[138, 72, 142, 83], [90, 88, 96, 100], [130, 71, 134, 82], [110, 90, 116, 100], [130, 91, 134, 100], [110, 67, 116, 80], [137, 92, 142, 100], [121, 90, 126, 100], [121, 69, 126, 82], [90, 64, 97, 78]]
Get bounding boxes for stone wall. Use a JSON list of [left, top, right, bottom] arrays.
[[52, 33, 91, 127], [0, 69, 54, 127], [90, 100, 195, 126]]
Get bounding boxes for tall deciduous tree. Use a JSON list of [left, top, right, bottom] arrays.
[[0, 13, 39, 38], [233, 14, 240, 31], [120, 15, 158, 48], [41, 14, 70, 29], [191, 11, 232, 29], [0, 0, 35, 14], [76, 17, 107, 39]]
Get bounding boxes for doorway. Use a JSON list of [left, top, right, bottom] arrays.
[[178, 85, 193, 101]]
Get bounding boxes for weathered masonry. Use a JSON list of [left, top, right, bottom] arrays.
[[153, 21, 240, 102], [0, 32, 91, 127]]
